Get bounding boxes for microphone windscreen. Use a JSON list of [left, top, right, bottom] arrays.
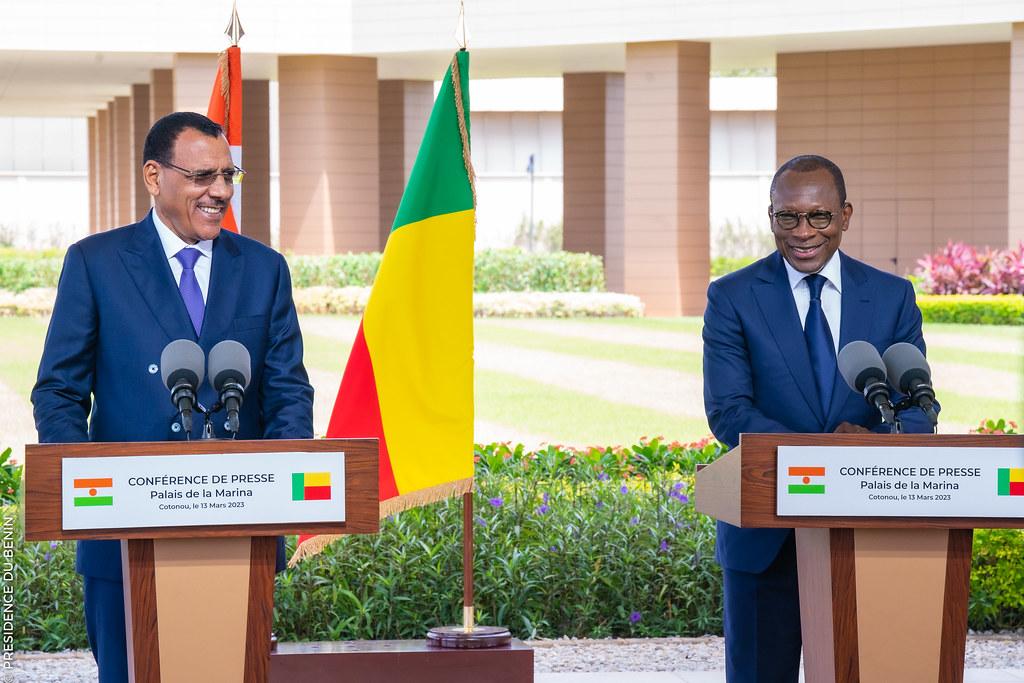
[[208, 340, 251, 391], [838, 340, 886, 392], [882, 342, 931, 394], [880, 344, 929, 393], [159, 339, 205, 390]]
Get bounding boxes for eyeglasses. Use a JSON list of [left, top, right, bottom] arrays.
[[161, 161, 246, 186], [771, 207, 846, 231]]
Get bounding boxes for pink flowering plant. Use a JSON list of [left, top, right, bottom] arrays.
[[916, 241, 1024, 295]]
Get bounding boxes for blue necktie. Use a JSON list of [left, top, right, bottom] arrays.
[[804, 274, 836, 415], [175, 248, 205, 336]]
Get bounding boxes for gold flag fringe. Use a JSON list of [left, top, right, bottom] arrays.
[[287, 477, 474, 566], [450, 53, 477, 215], [218, 49, 231, 130]]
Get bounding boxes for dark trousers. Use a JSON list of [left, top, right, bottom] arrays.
[[83, 575, 129, 683], [722, 531, 802, 683]]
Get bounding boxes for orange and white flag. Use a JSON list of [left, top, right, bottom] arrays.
[[207, 45, 242, 233]]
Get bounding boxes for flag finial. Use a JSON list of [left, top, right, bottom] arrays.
[[455, 0, 467, 50], [225, 1, 245, 46]]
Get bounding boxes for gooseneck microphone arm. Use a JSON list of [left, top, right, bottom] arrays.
[[160, 339, 206, 437], [882, 342, 939, 430], [838, 340, 900, 433], [208, 340, 252, 436]]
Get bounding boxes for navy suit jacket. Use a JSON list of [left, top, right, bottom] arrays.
[[32, 212, 314, 580], [702, 250, 932, 573]]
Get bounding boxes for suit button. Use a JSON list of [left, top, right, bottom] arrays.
[[149, 364, 159, 374]]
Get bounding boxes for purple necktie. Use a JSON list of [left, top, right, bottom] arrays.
[[175, 248, 204, 336]]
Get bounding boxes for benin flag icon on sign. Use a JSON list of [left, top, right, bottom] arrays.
[[292, 472, 332, 501], [997, 468, 1024, 496], [74, 478, 114, 507], [788, 467, 826, 494]]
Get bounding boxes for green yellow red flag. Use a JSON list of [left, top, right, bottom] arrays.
[[291, 51, 475, 564]]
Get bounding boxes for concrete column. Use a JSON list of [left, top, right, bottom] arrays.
[[151, 68, 174, 122], [242, 79, 272, 246], [97, 104, 112, 231], [378, 79, 433, 248], [563, 73, 624, 281], [279, 55, 380, 254], [173, 53, 218, 114], [112, 95, 133, 227], [623, 41, 710, 316], [1011, 23, 1024, 246], [131, 83, 151, 219], [87, 116, 98, 233]]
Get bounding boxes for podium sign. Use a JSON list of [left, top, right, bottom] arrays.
[[778, 446, 1024, 517], [62, 451, 346, 531]]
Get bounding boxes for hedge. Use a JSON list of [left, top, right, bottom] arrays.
[[7, 438, 1024, 651], [0, 249, 606, 294], [917, 294, 1024, 326]]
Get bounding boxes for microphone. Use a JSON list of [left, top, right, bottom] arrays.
[[882, 342, 939, 427], [208, 340, 251, 434], [837, 340, 897, 428], [160, 339, 205, 434]]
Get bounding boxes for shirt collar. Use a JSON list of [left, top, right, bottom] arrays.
[[151, 209, 214, 261], [782, 249, 843, 294]]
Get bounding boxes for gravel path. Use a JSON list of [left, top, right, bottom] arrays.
[[14, 634, 1024, 680], [926, 332, 1024, 356], [0, 377, 36, 464], [931, 361, 1022, 401], [476, 343, 705, 418]]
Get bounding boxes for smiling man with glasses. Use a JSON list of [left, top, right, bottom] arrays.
[[701, 154, 936, 682], [32, 111, 313, 682]]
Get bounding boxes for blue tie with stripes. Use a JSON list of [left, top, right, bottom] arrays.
[[804, 273, 835, 416]]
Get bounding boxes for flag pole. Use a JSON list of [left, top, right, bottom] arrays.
[[463, 490, 474, 632]]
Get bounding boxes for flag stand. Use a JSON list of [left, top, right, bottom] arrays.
[[426, 491, 511, 648]]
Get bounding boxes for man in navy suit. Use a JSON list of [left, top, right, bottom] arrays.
[[32, 112, 313, 682], [702, 155, 933, 682]]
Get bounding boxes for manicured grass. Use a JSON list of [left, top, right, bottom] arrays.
[[933, 391, 1023, 430], [475, 368, 710, 446], [476, 323, 703, 374], [926, 346, 1024, 374], [923, 322, 1024, 341], [302, 332, 353, 376], [0, 316, 48, 397]]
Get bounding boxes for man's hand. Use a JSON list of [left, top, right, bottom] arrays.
[[834, 421, 871, 434]]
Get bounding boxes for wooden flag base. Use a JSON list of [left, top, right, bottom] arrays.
[[426, 625, 512, 649]]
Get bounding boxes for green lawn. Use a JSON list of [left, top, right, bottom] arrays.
[[1, 315, 1020, 449]]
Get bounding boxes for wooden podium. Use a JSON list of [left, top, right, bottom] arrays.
[[695, 433, 1024, 683], [24, 438, 378, 683]]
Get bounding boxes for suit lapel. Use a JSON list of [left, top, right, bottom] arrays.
[[826, 252, 877, 426], [752, 252, 825, 425], [200, 230, 243, 345], [118, 212, 195, 342]]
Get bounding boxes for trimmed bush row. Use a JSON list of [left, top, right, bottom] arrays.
[[917, 294, 1024, 326], [7, 438, 1024, 650], [0, 249, 606, 294], [0, 287, 644, 318]]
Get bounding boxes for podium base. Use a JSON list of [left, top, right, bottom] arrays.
[[426, 624, 512, 648]]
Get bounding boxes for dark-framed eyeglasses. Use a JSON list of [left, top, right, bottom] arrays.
[[160, 161, 246, 186], [771, 209, 841, 230]]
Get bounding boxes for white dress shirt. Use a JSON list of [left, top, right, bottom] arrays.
[[152, 209, 213, 304], [782, 250, 842, 355]]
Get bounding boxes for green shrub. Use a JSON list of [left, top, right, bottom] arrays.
[[286, 253, 383, 289], [0, 257, 62, 292], [970, 529, 1024, 630], [1, 250, 606, 294], [473, 249, 605, 292], [917, 294, 1024, 325], [711, 257, 757, 278]]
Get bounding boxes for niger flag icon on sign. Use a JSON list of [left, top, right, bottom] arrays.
[[788, 467, 826, 494], [74, 478, 114, 507]]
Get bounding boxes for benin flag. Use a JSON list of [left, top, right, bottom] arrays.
[[997, 468, 1024, 496], [206, 44, 242, 233], [290, 51, 475, 564]]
